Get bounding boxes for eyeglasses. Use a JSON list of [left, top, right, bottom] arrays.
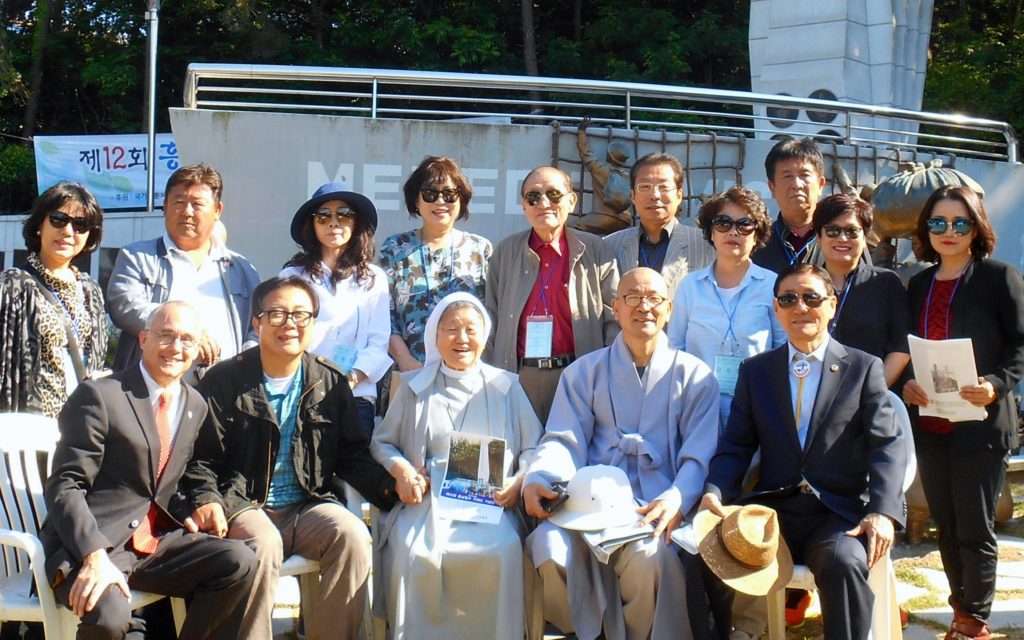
[[153, 331, 198, 349], [257, 309, 315, 327], [711, 215, 758, 235], [621, 294, 667, 308], [48, 211, 93, 234], [926, 217, 974, 236], [776, 292, 831, 309], [313, 207, 356, 225], [420, 188, 460, 204], [523, 190, 568, 207], [634, 183, 678, 196], [822, 225, 863, 240]]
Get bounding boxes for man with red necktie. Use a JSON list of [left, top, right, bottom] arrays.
[[42, 301, 256, 639]]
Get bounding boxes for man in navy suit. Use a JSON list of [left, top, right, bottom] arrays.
[[42, 301, 256, 639], [699, 263, 906, 640]]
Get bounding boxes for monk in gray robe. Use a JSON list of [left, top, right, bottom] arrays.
[[523, 267, 720, 640]]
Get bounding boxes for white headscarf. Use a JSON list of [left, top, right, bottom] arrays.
[[422, 292, 492, 368]]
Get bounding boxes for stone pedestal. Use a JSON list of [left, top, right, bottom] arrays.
[[749, 0, 933, 142]]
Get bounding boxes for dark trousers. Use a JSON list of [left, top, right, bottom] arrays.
[[917, 433, 1007, 620], [761, 492, 873, 640], [353, 397, 376, 441], [55, 530, 256, 640]]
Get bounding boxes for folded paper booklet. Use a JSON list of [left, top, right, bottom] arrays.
[[907, 335, 987, 422], [582, 519, 655, 564], [436, 432, 507, 525]]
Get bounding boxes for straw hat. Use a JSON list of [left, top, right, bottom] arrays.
[[694, 504, 794, 596], [548, 465, 639, 531]]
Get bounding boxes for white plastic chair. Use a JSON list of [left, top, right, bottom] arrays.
[[763, 390, 915, 640], [0, 413, 184, 639]]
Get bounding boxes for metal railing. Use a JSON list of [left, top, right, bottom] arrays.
[[183, 64, 1019, 163]]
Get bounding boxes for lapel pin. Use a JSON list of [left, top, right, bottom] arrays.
[[829, 364, 839, 372]]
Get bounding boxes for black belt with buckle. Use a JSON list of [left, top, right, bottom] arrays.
[[519, 354, 574, 369]]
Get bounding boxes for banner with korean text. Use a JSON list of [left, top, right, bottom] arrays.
[[34, 134, 180, 209]]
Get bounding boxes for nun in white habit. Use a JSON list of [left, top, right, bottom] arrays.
[[371, 291, 543, 640]]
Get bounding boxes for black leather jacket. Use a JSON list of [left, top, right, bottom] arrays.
[[181, 348, 396, 520]]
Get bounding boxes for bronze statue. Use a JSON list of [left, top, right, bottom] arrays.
[[571, 115, 634, 234]]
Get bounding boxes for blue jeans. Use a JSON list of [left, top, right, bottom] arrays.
[[354, 397, 375, 441]]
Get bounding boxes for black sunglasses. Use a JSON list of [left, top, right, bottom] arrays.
[[420, 188, 460, 204], [523, 190, 568, 207], [48, 211, 93, 234], [776, 292, 830, 309], [711, 215, 757, 235], [822, 225, 863, 239], [926, 217, 973, 236]]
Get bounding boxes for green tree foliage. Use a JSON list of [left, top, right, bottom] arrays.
[[923, 0, 1024, 137]]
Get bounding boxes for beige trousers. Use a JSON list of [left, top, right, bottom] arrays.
[[229, 500, 372, 640]]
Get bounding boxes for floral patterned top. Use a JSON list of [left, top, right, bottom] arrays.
[[378, 229, 492, 362]]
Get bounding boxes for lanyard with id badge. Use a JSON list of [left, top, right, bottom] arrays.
[[330, 308, 360, 373], [712, 283, 746, 395], [524, 254, 561, 359]]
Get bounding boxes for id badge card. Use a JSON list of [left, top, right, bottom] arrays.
[[714, 355, 742, 395], [524, 315, 554, 358], [332, 345, 359, 374]]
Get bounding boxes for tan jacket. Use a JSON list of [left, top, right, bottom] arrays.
[[603, 217, 714, 299], [485, 227, 620, 372]]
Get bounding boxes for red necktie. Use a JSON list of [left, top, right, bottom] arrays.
[[131, 391, 173, 555]]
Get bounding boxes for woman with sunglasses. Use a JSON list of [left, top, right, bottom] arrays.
[[281, 182, 391, 438], [902, 185, 1024, 640], [0, 182, 107, 416], [667, 186, 784, 426], [813, 194, 911, 387], [379, 156, 492, 373]]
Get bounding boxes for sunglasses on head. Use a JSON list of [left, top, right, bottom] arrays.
[[313, 207, 357, 225], [523, 190, 567, 207], [822, 224, 863, 240], [48, 211, 93, 234], [420, 188, 460, 204], [926, 217, 973, 236], [776, 292, 830, 309], [711, 215, 757, 235]]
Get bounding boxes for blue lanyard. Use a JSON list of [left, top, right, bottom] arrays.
[[828, 275, 855, 334], [639, 237, 668, 270], [923, 265, 967, 339], [531, 252, 562, 316], [775, 220, 815, 265], [43, 282, 83, 344], [417, 241, 456, 304], [711, 276, 746, 352]]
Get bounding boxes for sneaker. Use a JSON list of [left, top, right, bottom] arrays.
[[785, 591, 812, 627]]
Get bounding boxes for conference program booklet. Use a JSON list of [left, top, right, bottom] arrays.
[[436, 433, 507, 525], [907, 335, 987, 422], [582, 519, 655, 564]]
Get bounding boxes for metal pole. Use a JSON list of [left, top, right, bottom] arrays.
[[145, 0, 161, 212]]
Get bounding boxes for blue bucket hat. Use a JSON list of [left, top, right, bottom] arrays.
[[290, 182, 378, 244]]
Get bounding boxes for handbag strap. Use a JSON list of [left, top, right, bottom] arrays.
[[20, 264, 89, 383]]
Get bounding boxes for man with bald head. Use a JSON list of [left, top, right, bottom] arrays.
[[522, 268, 720, 640], [485, 165, 620, 422]]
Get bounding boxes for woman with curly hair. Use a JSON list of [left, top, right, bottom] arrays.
[[281, 182, 391, 437]]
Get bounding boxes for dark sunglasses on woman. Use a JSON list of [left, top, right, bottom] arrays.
[[420, 188, 460, 204], [711, 215, 757, 235], [49, 211, 93, 234]]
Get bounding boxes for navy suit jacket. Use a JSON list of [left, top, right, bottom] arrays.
[[42, 365, 207, 584], [705, 339, 907, 528]]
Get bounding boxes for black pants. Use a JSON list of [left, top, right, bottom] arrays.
[[55, 530, 256, 640], [760, 492, 874, 640], [917, 433, 1007, 620]]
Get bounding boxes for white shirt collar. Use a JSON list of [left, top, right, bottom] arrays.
[[787, 335, 830, 362]]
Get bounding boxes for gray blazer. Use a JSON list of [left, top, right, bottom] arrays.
[[603, 218, 713, 298], [106, 236, 261, 371], [42, 366, 208, 582]]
